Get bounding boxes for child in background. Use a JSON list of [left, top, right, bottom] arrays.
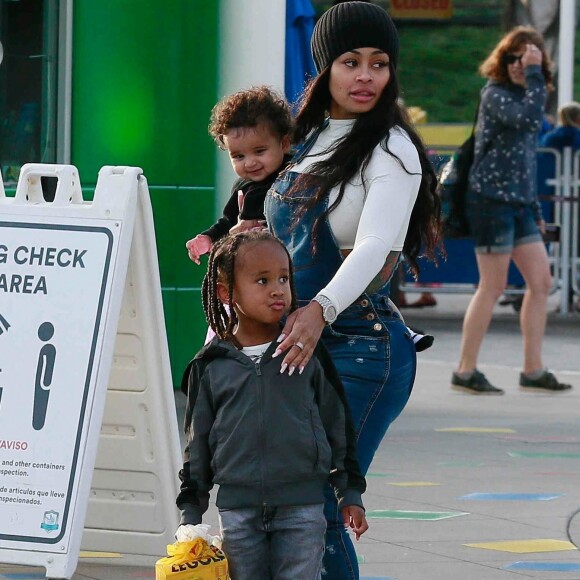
[[540, 101, 580, 150], [186, 86, 292, 264], [177, 230, 368, 580], [540, 101, 580, 313]]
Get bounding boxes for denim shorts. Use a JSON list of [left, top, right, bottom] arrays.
[[467, 198, 543, 254]]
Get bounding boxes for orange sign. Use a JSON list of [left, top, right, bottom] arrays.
[[390, 0, 453, 20]]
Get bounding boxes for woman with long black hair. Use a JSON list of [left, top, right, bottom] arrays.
[[265, 3, 441, 577]]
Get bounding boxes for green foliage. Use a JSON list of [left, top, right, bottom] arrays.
[[397, 25, 500, 122], [397, 24, 580, 122]]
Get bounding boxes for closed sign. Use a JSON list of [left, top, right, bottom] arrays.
[[390, 0, 453, 20]]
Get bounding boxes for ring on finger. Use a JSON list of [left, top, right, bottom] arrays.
[[295, 341, 305, 350]]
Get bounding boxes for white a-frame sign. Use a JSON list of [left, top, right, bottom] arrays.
[[0, 165, 182, 578]]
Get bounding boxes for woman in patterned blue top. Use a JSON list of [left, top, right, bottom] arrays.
[[452, 26, 572, 395]]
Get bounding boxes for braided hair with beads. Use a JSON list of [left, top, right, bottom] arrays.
[[201, 230, 297, 343]]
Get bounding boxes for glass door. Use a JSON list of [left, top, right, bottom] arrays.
[[0, 0, 59, 186]]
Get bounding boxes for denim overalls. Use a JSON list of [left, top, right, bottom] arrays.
[[265, 127, 417, 580]]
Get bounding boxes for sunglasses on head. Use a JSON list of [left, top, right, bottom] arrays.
[[502, 53, 524, 65]]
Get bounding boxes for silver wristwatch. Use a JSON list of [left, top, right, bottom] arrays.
[[312, 295, 338, 325]]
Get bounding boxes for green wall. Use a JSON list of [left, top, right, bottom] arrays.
[[72, 0, 220, 385]]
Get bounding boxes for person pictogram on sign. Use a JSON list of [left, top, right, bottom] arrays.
[[33, 322, 56, 431]]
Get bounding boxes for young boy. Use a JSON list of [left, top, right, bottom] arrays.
[[177, 231, 368, 580], [186, 86, 292, 264]]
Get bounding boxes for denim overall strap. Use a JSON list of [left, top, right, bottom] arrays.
[[265, 121, 347, 303], [266, 176, 344, 302], [288, 119, 329, 166]]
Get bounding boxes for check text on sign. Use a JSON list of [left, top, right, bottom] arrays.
[[0, 245, 87, 267], [0, 244, 89, 295]]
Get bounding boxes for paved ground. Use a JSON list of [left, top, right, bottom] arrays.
[[2, 293, 580, 579]]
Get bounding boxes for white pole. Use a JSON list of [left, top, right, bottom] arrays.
[[557, 0, 575, 107], [560, 147, 572, 314], [57, 0, 73, 164], [216, 0, 286, 215], [557, 0, 576, 314]]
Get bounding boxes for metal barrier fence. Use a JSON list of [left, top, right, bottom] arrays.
[[401, 147, 580, 315], [570, 150, 580, 306]]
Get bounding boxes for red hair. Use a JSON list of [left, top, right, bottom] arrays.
[[479, 26, 553, 90]]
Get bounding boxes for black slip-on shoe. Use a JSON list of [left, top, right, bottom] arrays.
[[519, 371, 572, 392], [451, 369, 505, 395]]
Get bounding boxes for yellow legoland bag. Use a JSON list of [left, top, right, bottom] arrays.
[[155, 538, 229, 580]]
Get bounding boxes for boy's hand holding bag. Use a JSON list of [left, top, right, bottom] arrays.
[[155, 524, 228, 580]]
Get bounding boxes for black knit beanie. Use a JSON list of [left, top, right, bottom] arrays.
[[311, 2, 399, 73]]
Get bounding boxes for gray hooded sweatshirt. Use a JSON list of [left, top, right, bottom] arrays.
[[177, 337, 366, 525]]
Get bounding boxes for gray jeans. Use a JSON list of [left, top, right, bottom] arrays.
[[219, 503, 326, 580]]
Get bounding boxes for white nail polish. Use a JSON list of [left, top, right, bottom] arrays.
[[299, 366, 305, 375], [280, 363, 288, 374], [272, 349, 281, 358], [277, 334, 286, 343], [289, 366, 296, 376]]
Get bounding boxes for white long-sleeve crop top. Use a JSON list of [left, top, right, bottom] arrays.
[[292, 118, 421, 315]]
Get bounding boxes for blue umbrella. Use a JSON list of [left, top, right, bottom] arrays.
[[285, 0, 317, 110]]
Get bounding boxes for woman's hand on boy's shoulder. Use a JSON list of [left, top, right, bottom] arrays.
[[341, 505, 368, 541], [273, 301, 325, 374]]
